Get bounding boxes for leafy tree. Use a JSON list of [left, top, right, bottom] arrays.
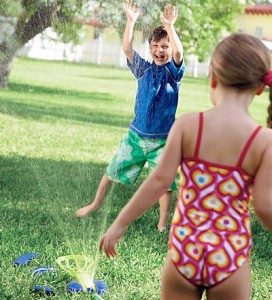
[[0, 0, 88, 88], [91, 0, 245, 61], [175, 1, 245, 61], [0, 0, 246, 88]]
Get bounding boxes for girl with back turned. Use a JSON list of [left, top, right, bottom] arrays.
[[100, 33, 272, 300]]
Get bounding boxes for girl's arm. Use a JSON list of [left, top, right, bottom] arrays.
[[160, 5, 183, 66], [99, 117, 184, 257], [122, 0, 140, 63], [253, 134, 272, 231]]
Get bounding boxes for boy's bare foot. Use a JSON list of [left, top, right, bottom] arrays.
[[158, 226, 166, 232], [157, 224, 167, 232], [75, 202, 101, 218], [157, 218, 168, 232], [157, 212, 169, 232]]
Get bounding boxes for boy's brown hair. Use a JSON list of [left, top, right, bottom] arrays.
[[148, 26, 169, 43]]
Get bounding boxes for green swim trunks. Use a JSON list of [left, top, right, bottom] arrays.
[[106, 130, 177, 191]]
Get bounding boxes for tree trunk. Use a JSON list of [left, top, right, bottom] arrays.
[[0, 39, 19, 89], [0, 2, 57, 88], [0, 57, 14, 89]]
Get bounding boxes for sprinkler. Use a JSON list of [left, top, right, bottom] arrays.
[[56, 255, 107, 297], [56, 255, 95, 291]]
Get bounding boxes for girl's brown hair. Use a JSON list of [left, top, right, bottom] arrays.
[[210, 33, 272, 127]]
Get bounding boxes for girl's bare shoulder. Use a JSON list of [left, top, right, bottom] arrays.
[[176, 112, 200, 125], [259, 127, 272, 144]]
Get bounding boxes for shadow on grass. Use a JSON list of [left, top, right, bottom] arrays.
[[1, 154, 160, 251], [251, 215, 272, 262], [79, 74, 134, 81], [8, 82, 114, 102], [0, 83, 132, 128], [1, 154, 166, 298], [1, 153, 169, 299]]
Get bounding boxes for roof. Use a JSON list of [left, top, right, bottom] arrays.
[[73, 18, 105, 28], [245, 4, 272, 15]]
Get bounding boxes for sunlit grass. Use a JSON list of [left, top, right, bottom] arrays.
[[0, 58, 271, 299]]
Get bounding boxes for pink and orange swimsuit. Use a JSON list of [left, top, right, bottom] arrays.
[[169, 112, 262, 288]]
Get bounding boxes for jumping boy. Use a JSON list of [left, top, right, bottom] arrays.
[[76, 1, 185, 231]]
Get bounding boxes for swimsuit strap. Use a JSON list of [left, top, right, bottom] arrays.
[[236, 125, 262, 168], [193, 112, 204, 159]]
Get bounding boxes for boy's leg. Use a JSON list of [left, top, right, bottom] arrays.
[[158, 191, 173, 232], [161, 253, 203, 300], [146, 139, 177, 231], [75, 174, 112, 218], [76, 131, 145, 218]]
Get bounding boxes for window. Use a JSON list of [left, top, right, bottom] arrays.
[[255, 26, 263, 39]]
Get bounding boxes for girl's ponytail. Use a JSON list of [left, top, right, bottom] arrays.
[[264, 71, 272, 128], [267, 86, 272, 129]]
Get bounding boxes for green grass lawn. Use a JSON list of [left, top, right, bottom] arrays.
[[0, 58, 271, 300]]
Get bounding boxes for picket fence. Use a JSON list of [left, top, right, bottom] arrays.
[[20, 29, 210, 78]]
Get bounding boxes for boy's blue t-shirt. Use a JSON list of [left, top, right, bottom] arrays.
[[128, 51, 185, 139]]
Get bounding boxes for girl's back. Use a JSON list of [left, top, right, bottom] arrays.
[[181, 107, 270, 177]]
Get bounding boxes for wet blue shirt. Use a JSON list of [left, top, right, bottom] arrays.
[[128, 51, 185, 138]]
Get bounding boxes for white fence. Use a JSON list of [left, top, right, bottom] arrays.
[[20, 28, 210, 77]]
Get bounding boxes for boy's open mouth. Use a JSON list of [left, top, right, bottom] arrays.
[[155, 55, 165, 61]]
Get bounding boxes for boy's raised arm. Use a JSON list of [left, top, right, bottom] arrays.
[[122, 0, 140, 63], [160, 5, 183, 66]]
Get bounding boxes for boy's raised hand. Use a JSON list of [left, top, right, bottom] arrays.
[[122, 0, 140, 23], [160, 4, 178, 26]]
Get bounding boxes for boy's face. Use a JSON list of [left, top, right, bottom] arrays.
[[149, 37, 173, 66]]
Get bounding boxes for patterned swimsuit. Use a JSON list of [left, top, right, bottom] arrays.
[[169, 112, 262, 288]]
